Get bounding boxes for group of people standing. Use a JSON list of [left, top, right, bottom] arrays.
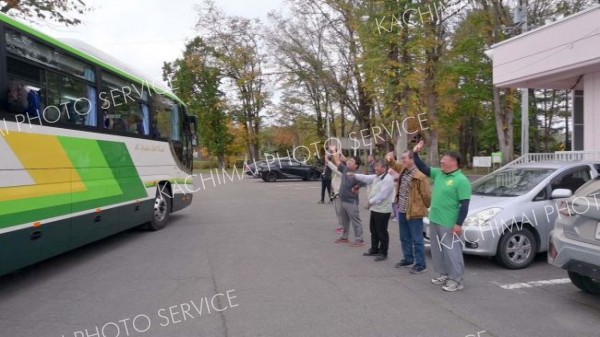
[[318, 140, 472, 292]]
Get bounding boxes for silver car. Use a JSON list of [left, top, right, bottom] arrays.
[[548, 177, 600, 294], [426, 161, 600, 269]]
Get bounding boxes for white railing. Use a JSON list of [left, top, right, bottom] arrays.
[[503, 151, 600, 168]]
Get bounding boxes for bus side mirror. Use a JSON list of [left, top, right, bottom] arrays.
[[187, 115, 198, 146]]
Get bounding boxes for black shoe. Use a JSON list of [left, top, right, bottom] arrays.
[[374, 255, 387, 262], [409, 265, 427, 274], [395, 260, 413, 268], [363, 250, 381, 256]]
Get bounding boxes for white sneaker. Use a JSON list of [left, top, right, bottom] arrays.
[[431, 275, 449, 285], [442, 280, 464, 292]]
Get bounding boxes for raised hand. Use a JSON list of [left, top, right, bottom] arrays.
[[385, 151, 395, 161], [413, 140, 425, 153]]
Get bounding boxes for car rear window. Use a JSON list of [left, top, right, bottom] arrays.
[[575, 177, 600, 197]]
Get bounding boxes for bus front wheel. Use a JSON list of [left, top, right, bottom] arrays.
[[149, 184, 171, 231]]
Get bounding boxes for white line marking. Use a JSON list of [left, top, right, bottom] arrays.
[[499, 278, 571, 289]]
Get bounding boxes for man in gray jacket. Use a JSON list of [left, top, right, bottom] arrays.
[[332, 150, 366, 247], [351, 160, 396, 260]]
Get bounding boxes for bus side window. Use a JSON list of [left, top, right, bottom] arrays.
[[6, 57, 45, 117], [152, 95, 173, 140]]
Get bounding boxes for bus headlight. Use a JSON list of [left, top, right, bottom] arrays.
[[464, 207, 503, 227]]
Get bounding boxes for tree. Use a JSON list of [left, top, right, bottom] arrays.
[[163, 37, 233, 168], [361, 0, 418, 154], [195, 0, 270, 161], [443, 6, 494, 165], [291, 0, 375, 134], [1, 0, 90, 26], [267, 7, 335, 142]]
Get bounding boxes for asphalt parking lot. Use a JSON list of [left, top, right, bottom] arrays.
[[1, 177, 600, 337]]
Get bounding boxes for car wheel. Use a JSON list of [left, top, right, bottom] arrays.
[[307, 171, 320, 181], [582, 277, 600, 295], [147, 184, 171, 231], [264, 171, 277, 182], [568, 271, 591, 293], [496, 227, 537, 269], [569, 271, 600, 295]]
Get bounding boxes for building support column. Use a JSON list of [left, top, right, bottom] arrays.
[[583, 73, 600, 151]]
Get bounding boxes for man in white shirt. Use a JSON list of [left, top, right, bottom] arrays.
[[351, 159, 396, 261]]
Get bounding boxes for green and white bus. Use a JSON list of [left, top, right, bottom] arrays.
[[0, 13, 197, 276]]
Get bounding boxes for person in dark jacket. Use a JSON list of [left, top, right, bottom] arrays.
[[318, 154, 333, 204]]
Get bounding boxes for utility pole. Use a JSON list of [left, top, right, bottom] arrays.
[[519, 0, 529, 155]]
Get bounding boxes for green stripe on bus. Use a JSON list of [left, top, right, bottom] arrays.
[[0, 195, 127, 229], [97, 141, 147, 201], [0, 138, 147, 229], [59, 137, 123, 202]]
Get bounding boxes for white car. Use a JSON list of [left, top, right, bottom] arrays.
[[548, 177, 600, 294]]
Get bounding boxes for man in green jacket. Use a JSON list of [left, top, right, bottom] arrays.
[[413, 140, 472, 292]]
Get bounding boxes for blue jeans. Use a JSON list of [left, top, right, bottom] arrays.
[[398, 213, 425, 268]]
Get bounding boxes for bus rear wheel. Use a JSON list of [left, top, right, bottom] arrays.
[[148, 184, 171, 231]]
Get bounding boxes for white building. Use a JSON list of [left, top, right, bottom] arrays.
[[486, 5, 600, 152]]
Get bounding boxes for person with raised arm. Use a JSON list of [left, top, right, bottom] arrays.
[[351, 159, 395, 261], [412, 140, 471, 292], [324, 154, 344, 234], [330, 146, 366, 247], [385, 149, 431, 274]]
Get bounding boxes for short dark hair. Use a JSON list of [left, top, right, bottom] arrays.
[[352, 156, 362, 168], [374, 159, 387, 169], [444, 151, 462, 167]]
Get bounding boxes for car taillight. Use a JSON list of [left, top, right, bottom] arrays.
[[558, 201, 572, 217], [548, 239, 557, 261]]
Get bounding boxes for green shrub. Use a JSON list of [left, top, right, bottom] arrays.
[[193, 160, 219, 170]]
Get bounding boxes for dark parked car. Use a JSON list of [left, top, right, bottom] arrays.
[[258, 157, 321, 182], [244, 160, 268, 178]]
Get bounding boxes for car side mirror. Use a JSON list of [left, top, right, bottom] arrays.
[[551, 188, 572, 199]]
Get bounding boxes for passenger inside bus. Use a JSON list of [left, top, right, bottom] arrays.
[[103, 109, 114, 129], [112, 115, 128, 132], [6, 80, 29, 114], [128, 114, 144, 135]]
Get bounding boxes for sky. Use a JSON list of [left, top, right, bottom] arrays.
[[29, 0, 286, 85]]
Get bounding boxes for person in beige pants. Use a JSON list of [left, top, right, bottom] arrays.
[[325, 154, 343, 234]]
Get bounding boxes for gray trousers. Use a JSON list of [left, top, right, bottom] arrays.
[[430, 222, 464, 283], [340, 200, 363, 240], [333, 197, 342, 227]]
